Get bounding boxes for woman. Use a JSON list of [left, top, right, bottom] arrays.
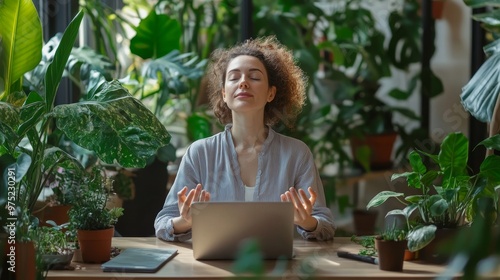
[[154, 36, 335, 242]]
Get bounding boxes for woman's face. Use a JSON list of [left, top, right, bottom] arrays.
[[222, 55, 276, 114]]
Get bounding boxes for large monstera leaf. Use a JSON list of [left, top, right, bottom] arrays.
[[52, 74, 171, 168], [130, 9, 181, 60]]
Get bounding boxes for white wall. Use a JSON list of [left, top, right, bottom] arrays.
[[430, 0, 471, 143]]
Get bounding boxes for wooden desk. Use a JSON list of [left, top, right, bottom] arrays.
[[44, 237, 476, 280]]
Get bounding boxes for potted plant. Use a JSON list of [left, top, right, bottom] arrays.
[[0, 0, 169, 231], [31, 221, 74, 271], [366, 132, 500, 263], [68, 167, 123, 263], [375, 225, 407, 271], [0, 1, 170, 275]]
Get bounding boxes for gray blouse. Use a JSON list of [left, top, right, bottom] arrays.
[[154, 124, 336, 241]]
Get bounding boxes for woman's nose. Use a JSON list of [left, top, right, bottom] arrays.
[[239, 77, 249, 88]]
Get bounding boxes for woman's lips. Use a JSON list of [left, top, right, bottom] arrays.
[[235, 92, 252, 98]]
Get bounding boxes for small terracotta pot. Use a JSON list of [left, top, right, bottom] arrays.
[[77, 227, 114, 263], [350, 132, 397, 171], [432, 0, 445, 19], [375, 238, 406, 271], [35, 204, 72, 228], [404, 248, 416, 261]]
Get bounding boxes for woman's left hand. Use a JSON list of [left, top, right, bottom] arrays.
[[280, 187, 318, 231]]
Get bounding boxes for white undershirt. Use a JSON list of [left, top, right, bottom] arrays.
[[244, 185, 255, 201]]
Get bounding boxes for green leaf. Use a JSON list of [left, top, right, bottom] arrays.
[[0, 0, 42, 98], [477, 134, 500, 151], [438, 132, 469, 171], [354, 145, 371, 172], [407, 224, 437, 252], [45, 10, 84, 109], [366, 191, 404, 209], [428, 69, 445, 98], [187, 113, 212, 142], [156, 143, 176, 163], [387, 17, 421, 70], [295, 48, 319, 81], [130, 10, 181, 59], [18, 100, 45, 138], [53, 79, 171, 168], [472, 9, 500, 27], [0, 102, 19, 130], [386, 209, 405, 218], [409, 151, 426, 174], [407, 172, 422, 189], [420, 170, 439, 188], [479, 155, 500, 183], [429, 197, 448, 217], [405, 195, 425, 204], [14, 153, 31, 183], [232, 238, 264, 276], [403, 204, 418, 218], [42, 147, 85, 175], [142, 50, 206, 114], [391, 171, 413, 181], [464, 0, 500, 8], [67, 46, 114, 81]]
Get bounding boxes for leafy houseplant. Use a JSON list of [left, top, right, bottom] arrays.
[[350, 235, 377, 257], [31, 221, 74, 270], [375, 225, 407, 271], [0, 0, 170, 244], [68, 168, 124, 263], [68, 170, 123, 231], [366, 132, 500, 255]]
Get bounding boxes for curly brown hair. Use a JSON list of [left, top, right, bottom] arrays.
[[206, 36, 307, 128]]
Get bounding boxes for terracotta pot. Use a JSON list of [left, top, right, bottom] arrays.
[[353, 209, 379, 236], [417, 0, 446, 19], [350, 132, 397, 171], [432, 0, 445, 19], [419, 227, 459, 264], [375, 238, 406, 271], [15, 241, 37, 280], [77, 227, 114, 263], [33, 204, 72, 228], [404, 248, 417, 261]]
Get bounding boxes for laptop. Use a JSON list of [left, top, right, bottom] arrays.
[[191, 201, 294, 260], [101, 248, 177, 273]]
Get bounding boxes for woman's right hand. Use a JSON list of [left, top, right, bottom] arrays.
[[173, 184, 211, 233]]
